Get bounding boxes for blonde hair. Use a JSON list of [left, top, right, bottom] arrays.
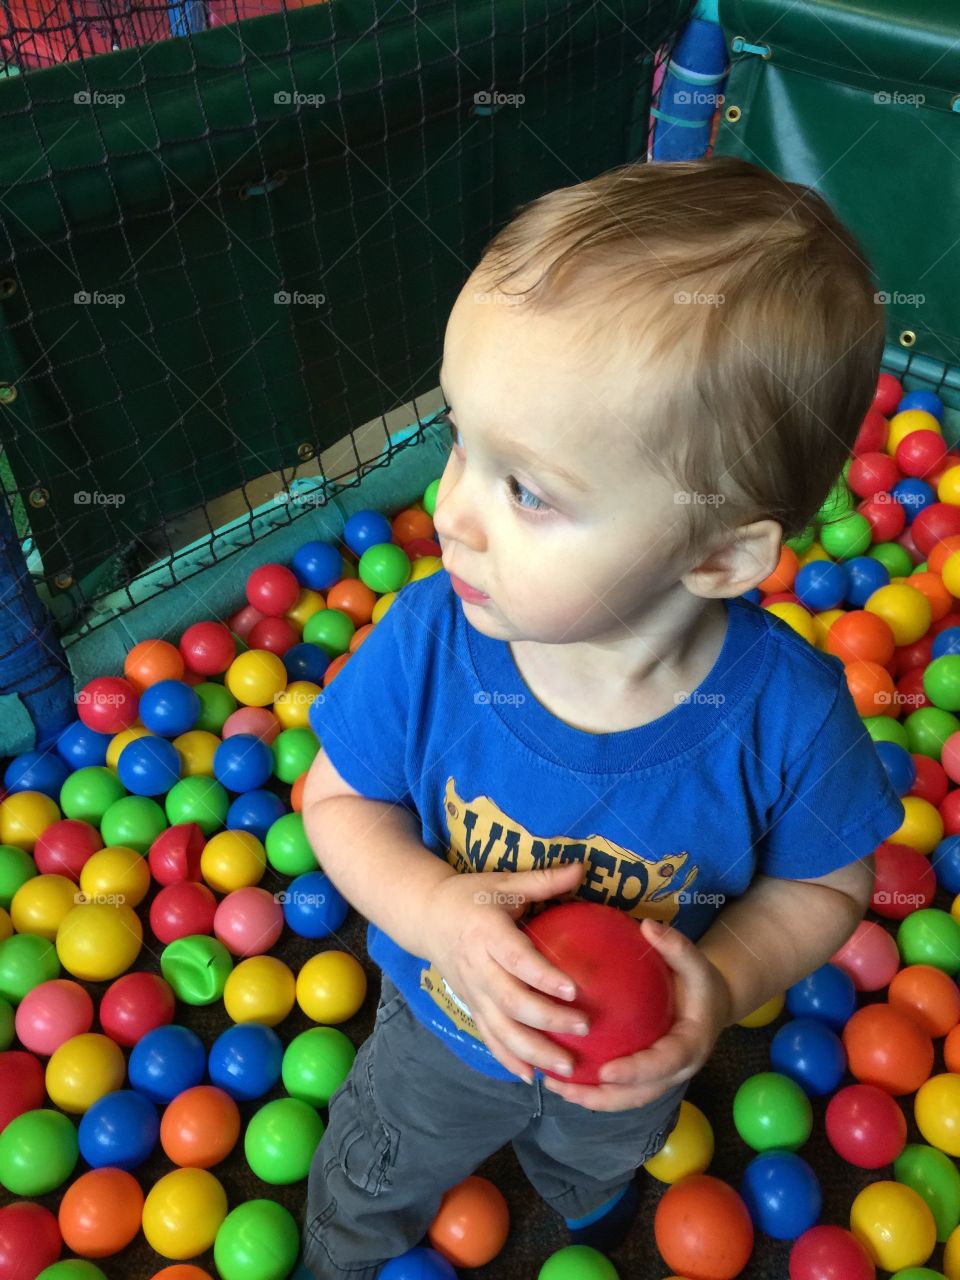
[[474, 156, 885, 565]]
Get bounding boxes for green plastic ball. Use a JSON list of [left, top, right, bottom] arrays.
[[784, 526, 815, 555], [870, 542, 916, 578], [0, 996, 14, 1049], [243, 1096, 325, 1184], [897, 909, 960, 974], [816, 477, 854, 523], [733, 1071, 812, 1152], [272, 728, 319, 784], [894, 1142, 960, 1242], [165, 776, 230, 834], [213, 1199, 300, 1280], [423, 478, 440, 517], [303, 608, 355, 656], [0, 844, 37, 908], [889, 1271, 950, 1280], [0, 933, 60, 1003], [925, 655, 960, 712], [195, 682, 239, 734], [161, 935, 233, 1004], [819, 512, 872, 560], [912, 562, 929, 575], [864, 716, 910, 748], [59, 767, 125, 824], [538, 1246, 619, 1279], [37, 1265, 109, 1280], [0, 1108, 78, 1194], [265, 812, 315, 876], [282, 1026, 356, 1106], [358, 543, 411, 594], [100, 795, 166, 852], [905, 707, 960, 760]]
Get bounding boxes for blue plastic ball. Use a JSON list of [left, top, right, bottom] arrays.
[[57, 719, 110, 769], [740, 1150, 822, 1240], [379, 1249, 458, 1279], [844, 555, 890, 608], [117, 736, 182, 796], [227, 789, 287, 842], [892, 478, 936, 525], [932, 834, 960, 896], [128, 1024, 206, 1103], [4, 750, 71, 800], [899, 390, 944, 421], [794, 561, 849, 612], [785, 963, 856, 1032], [78, 1088, 160, 1170], [933, 627, 960, 660], [292, 541, 344, 591], [284, 642, 331, 684], [875, 740, 917, 797], [342, 509, 392, 557], [770, 1018, 846, 1097], [213, 734, 273, 793], [282, 870, 349, 939], [209, 1021, 284, 1101], [139, 680, 201, 737]]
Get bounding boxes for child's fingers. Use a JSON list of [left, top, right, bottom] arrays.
[[477, 997, 578, 1078], [487, 917, 581, 1003], [471, 1013, 534, 1084]]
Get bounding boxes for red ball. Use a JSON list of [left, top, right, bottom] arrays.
[[871, 842, 936, 919], [911, 502, 960, 558], [830, 920, 900, 992], [848, 452, 900, 499], [227, 604, 264, 641], [894, 667, 930, 715], [179, 622, 236, 676], [401, 537, 442, 561], [895, 429, 947, 479], [247, 616, 300, 656], [148, 824, 206, 886], [761, 591, 800, 607], [149, 881, 217, 944], [33, 818, 103, 882], [0, 1202, 62, 1280], [789, 1224, 876, 1280], [896, 524, 923, 565], [824, 1083, 906, 1168], [932, 610, 960, 636], [76, 676, 139, 734], [893, 636, 934, 676], [908, 753, 948, 806], [654, 1174, 754, 1280], [873, 373, 903, 417], [99, 972, 176, 1046], [857, 495, 905, 543], [522, 903, 673, 1085], [0, 1051, 45, 1132], [941, 788, 960, 837], [246, 564, 299, 617], [854, 407, 889, 456]]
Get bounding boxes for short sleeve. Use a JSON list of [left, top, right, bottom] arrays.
[[758, 674, 905, 880], [307, 595, 414, 806]]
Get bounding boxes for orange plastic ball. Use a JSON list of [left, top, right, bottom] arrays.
[[349, 623, 374, 654], [290, 771, 307, 813], [945, 1023, 960, 1073], [842, 1002, 934, 1095], [427, 1175, 510, 1267], [909, 570, 954, 622], [392, 507, 435, 545], [825, 610, 896, 666], [929, 535, 960, 577], [160, 1084, 241, 1168], [759, 545, 798, 594], [59, 1167, 144, 1257], [150, 1269, 214, 1280], [325, 579, 378, 628], [124, 639, 185, 694], [844, 660, 896, 718], [889, 964, 960, 1037], [323, 653, 350, 685], [654, 1174, 754, 1280]]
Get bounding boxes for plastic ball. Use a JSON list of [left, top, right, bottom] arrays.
[[99, 796, 167, 853], [895, 1142, 960, 1243], [842, 1003, 933, 1095], [283, 642, 330, 686], [56, 901, 142, 981], [271, 727, 319, 782], [11, 873, 77, 940], [99, 972, 175, 1047], [246, 564, 299, 617], [741, 1150, 822, 1240], [79, 845, 150, 909], [150, 881, 218, 943], [281, 870, 348, 939], [642, 1099, 714, 1182], [826, 1082, 907, 1168], [898, 910, 960, 973], [124, 638, 185, 692], [173, 730, 220, 777], [427, 1174, 509, 1268], [129, 1024, 206, 1104], [78, 1088, 160, 1170], [214, 887, 283, 957], [247, 616, 299, 656], [36, 1262, 107, 1280], [149, 824, 205, 885], [380, 1248, 458, 1280], [285, 587, 326, 631], [142, 1167, 228, 1260], [358, 543, 412, 594], [0, 843, 38, 907], [223, 955, 295, 1026], [58, 1167, 143, 1257], [850, 1181, 936, 1272], [150, 1269, 214, 1280], [242, 1096, 324, 1184], [265, 811, 314, 876], [225, 651, 288, 708], [866, 584, 933, 646], [160, 936, 233, 1007], [213, 735, 273, 793], [281, 1026, 355, 1106], [45, 1032, 125, 1115], [213, 1199, 299, 1280], [292, 541, 342, 591], [0, 996, 13, 1050], [160, 1085, 241, 1168], [15, 979, 93, 1056], [873, 843, 936, 919], [770, 1018, 846, 1097], [1, 791, 60, 852], [226, 790, 286, 843], [180, 623, 236, 676], [916, 1074, 960, 1155], [342, 509, 392, 555], [0, 1050, 45, 1132], [0, 1109, 78, 1195], [889, 797, 944, 856], [889, 964, 960, 1036], [105, 726, 153, 772], [57, 721, 110, 771], [654, 1174, 754, 1280], [295, 950, 367, 1023], [208, 1022, 283, 1101], [192, 684, 238, 737], [76, 677, 139, 735], [876, 741, 918, 795], [302, 607, 355, 656], [733, 1072, 813, 1152], [795, 561, 849, 611], [117, 736, 181, 796], [5, 751, 70, 802], [0, 932, 60, 1002], [221, 707, 281, 743], [830, 920, 901, 991], [0, 1201, 62, 1279], [785, 963, 857, 1031], [788, 1224, 876, 1280], [201, 829, 266, 893], [165, 777, 229, 835]]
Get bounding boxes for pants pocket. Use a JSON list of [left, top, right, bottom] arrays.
[[335, 1032, 400, 1195]]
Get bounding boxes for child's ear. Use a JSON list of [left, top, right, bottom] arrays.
[[681, 518, 783, 599]]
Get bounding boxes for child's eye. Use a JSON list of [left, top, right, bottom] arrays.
[[507, 477, 550, 513]]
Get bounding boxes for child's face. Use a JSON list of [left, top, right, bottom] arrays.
[[432, 275, 701, 645]]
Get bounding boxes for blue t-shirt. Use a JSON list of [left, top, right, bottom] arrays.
[[308, 569, 904, 1081]]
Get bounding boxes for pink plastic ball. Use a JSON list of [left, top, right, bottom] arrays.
[[213, 887, 284, 957], [221, 707, 282, 744], [76, 676, 139, 734], [33, 819, 103, 882], [246, 564, 299, 617], [830, 920, 901, 992], [149, 881, 218, 944], [15, 980, 94, 1056], [942, 730, 960, 785], [179, 622, 236, 676], [99, 972, 176, 1046], [227, 604, 264, 641], [148, 823, 206, 886]]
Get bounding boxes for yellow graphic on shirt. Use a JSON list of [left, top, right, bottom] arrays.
[[420, 777, 699, 1040]]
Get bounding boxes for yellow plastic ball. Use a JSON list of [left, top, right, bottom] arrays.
[[812, 609, 845, 650], [408, 555, 443, 583], [274, 681, 321, 730], [79, 845, 151, 909], [916, 1073, 960, 1156], [865, 583, 932, 646], [225, 650, 288, 707], [286, 588, 325, 630], [850, 1180, 936, 1271], [45, 1031, 126, 1113], [223, 955, 295, 1026], [173, 730, 221, 777], [0, 907, 11, 944], [56, 901, 143, 981], [943, 551, 960, 600], [200, 830, 266, 893], [296, 950, 367, 1023], [738, 992, 785, 1028], [763, 602, 817, 645], [952, 893, 960, 925], [796, 543, 832, 568], [938, 465, 960, 507], [371, 592, 396, 623], [106, 725, 154, 771], [889, 796, 944, 856], [0, 791, 60, 851], [643, 1100, 714, 1183], [141, 1167, 228, 1260], [11, 873, 77, 940], [886, 409, 942, 455], [945, 1223, 960, 1280]]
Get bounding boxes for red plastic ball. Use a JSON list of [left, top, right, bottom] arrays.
[[908, 753, 949, 806], [0, 1051, 45, 1132], [149, 881, 217, 944], [848, 452, 900, 499], [871, 842, 935, 919], [148, 824, 206, 886], [654, 1174, 754, 1280], [522, 903, 673, 1085], [830, 920, 900, 992], [896, 429, 947, 479], [179, 622, 236, 676], [854, 407, 889, 456], [33, 818, 103, 882], [246, 564, 300, 617], [873, 373, 903, 417], [857, 495, 905, 542], [895, 667, 930, 715], [824, 1083, 906, 1168], [0, 1202, 62, 1280], [941, 788, 960, 837], [896, 524, 924, 565], [789, 1224, 876, 1280], [247, 616, 300, 656], [894, 636, 934, 676], [402, 537, 442, 561], [76, 676, 139, 734], [932, 609, 960, 636], [99, 972, 176, 1046], [842, 1002, 934, 1096], [911, 502, 960, 558]]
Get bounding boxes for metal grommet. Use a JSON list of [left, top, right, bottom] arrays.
[[0, 280, 17, 301], [724, 104, 742, 124], [0, 383, 17, 405], [28, 487, 49, 508], [297, 443, 316, 461], [760, 45, 772, 59], [53, 572, 74, 590], [899, 330, 917, 348]]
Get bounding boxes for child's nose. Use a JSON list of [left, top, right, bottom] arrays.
[[433, 463, 486, 553]]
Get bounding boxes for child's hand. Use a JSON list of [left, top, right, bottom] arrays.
[[421, 862, 591, 1082], [542, 918, 732, 1112]]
